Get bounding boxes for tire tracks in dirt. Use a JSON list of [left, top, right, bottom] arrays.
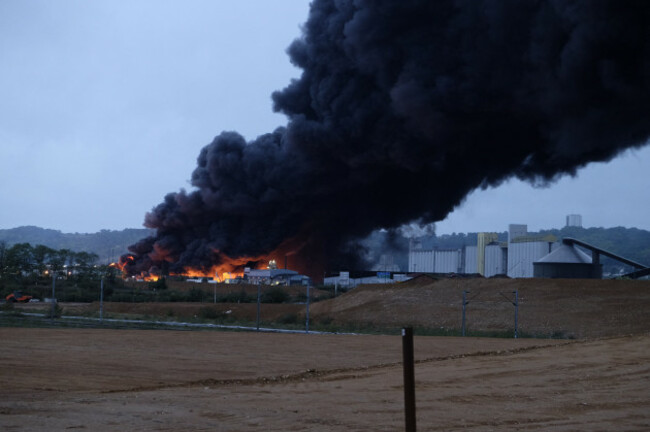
[[103, 337, 588, 394]]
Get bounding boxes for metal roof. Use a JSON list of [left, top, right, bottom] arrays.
[[535, 244, 592, 264], [247, 269, 298, 277]]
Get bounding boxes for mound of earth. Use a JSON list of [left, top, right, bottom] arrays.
[[309, 277, 650, 338]]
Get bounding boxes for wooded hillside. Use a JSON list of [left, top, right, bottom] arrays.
[[0, 226, 154, 264]]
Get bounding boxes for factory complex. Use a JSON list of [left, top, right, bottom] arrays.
[[325, 215, 649, 287]]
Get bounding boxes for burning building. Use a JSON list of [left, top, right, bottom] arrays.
[[122, 0, 650, 282]]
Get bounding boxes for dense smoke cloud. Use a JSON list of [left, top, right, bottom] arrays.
[[124, 0, 650, 278]]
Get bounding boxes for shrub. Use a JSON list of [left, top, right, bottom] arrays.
[[318, 315, 334, 326], [278, 313, 300, 324], [149, 277, 167, 290], [221, 290, 253, 303], [198, 306, 220, 319], [0, 301, 15, 312], [261, 286, 289, 303]]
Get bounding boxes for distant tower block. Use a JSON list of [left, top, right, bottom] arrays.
[[566, 214, 583, 227], [508, 224, 527, 243]]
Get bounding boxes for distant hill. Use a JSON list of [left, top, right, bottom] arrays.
[[2, 224, 648, 273], [0, 226, 154, 264]]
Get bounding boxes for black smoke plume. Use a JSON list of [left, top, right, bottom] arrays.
[[123, 0, 650, 279]]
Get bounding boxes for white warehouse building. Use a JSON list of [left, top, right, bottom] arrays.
[[408, 224, 557, 278]]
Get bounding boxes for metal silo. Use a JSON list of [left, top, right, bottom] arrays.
[[533, 243, 602, 279]]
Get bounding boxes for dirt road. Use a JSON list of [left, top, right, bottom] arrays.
[[1, 328, 648, 431]]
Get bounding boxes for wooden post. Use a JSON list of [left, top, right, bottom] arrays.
[[402, 327, 416, 432]]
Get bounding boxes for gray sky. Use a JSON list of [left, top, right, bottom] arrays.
[[1, 0, 649, 235]]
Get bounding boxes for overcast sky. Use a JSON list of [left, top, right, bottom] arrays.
[[1, 0, 649, 235]]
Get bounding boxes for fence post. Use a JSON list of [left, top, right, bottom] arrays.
[[462, 290, 469, 337], [513, 290, 518, 339], [100, 278, 104, 322], [305, 284, 310, 333], [50, 272, 56, 320], [402, 327, 416, 432], [256, 285, 261, 331]]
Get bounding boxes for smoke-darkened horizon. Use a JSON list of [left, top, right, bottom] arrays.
[[122, 0, 650, 279]]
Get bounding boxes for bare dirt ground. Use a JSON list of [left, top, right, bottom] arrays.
[[0, 329, 648, 431], [310, 277, 650, 338], [2, 277, 649, 430]]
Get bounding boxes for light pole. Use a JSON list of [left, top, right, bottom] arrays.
[[462, 290, 469, 337], [50, 271, 56, 320], [305, 284, 310, 333], [100, 277, 104, 322]]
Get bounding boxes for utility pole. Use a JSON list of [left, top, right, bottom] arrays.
[[50, 271, 56, 320], [100, 277, 104, 322], [513, 290, 519, 339], [462, 290, 469, 337], [305, 284, 310, 333], [256, 284, 261, 331]]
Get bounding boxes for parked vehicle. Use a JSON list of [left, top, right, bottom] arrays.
[[5, 292, 33, 303]]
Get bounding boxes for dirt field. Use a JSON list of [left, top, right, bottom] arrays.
[[0, 328, 648, 431], [2, 277, 649, 430]]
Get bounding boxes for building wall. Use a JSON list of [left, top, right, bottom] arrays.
[[507, 241, 553, 278], [484, 244, 506, 277], [477, 233, 498, 275], [434, 249, 462, 273], [533, 262, 602, 279], [409, 249, 434, 272], [566, 214, 583, 227], [508, 224, 528, 243], [464, 245, 478, 274], [409, 249, 463, 273]]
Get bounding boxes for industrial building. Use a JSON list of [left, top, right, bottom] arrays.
[[408, 224, 558, 278], [323, 271, 410, 288], [324, 214, 648, 287], [243, 267, 312, 286], [408, 218, 649, 280], [566, 214, 583, 227], [533, 242, 601, 279]]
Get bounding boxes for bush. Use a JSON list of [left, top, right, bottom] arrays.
[[261, 286, 289, 303], [317, 315, 334, 326], [48, 302, 63, 318], [0, 301, 15, 312], [220, 290, 253, 303], [198, 306, 220, 320], [187, 287, 206, 302], [149, 277, 167, 290], [278, 313, 300, 324]]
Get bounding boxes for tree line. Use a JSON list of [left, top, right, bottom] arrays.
[[0, 242, 105, 279], [0, 226, 154, 264]]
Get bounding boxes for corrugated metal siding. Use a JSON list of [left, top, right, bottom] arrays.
[[484, 245, 505, 277], [434, 250, 461, 273], [507, 241, 554, 278], [408, 250, 434, 272], [464, 246, 477, 273]]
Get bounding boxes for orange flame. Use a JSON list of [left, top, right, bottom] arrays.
[[117, 231, 317, 282]]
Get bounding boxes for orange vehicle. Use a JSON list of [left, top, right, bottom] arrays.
[[5, 292, 33, 303]]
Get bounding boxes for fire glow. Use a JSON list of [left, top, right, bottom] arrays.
[[116, 251, 272, 282], [119, 230, 315, 281]]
